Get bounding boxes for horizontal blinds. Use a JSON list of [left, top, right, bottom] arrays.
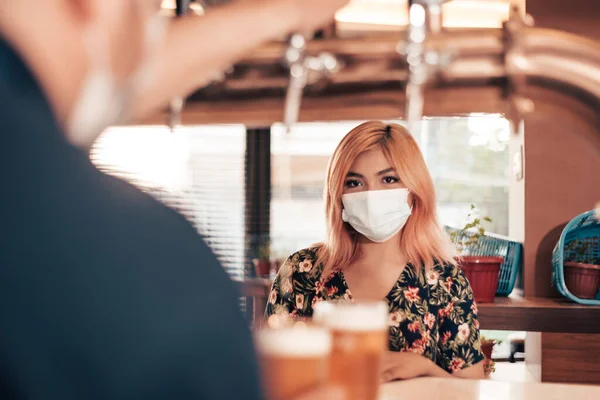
[[90, 125, 247, 279]]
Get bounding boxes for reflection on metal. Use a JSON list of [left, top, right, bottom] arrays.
[[282, 34, 342, 131], [503, 5, 535, 136]]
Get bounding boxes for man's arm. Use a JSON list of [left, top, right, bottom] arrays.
[[133, 0, 349, 121]]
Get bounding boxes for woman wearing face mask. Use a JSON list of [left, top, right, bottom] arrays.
[[266, 121, 486, 381]]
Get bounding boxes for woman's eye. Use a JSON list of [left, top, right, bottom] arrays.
[[383, 176, 400, 184], [344, 180, 362, 188]]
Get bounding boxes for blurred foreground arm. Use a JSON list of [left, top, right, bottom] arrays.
[[133, 0, 349, 121]]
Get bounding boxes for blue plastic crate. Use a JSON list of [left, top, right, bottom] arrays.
[[445, 226, 522, 296], [552, 210, 600, 305]]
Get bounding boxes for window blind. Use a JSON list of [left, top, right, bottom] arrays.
[[90, 125, 247, 280]]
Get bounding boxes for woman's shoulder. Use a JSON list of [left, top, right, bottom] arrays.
[[282, 245, 324, 276], [287, 245, 321, 261]]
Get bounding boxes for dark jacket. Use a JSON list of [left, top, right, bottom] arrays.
[[0, 37, 262, 400]]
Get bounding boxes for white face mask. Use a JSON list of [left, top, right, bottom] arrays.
[[66, 14, 167, 149], [341, 188, 412, 243]]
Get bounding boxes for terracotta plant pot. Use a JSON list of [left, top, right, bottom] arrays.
[[457, 256, 503, 303], [253, 259, 271, 277], [564, 261, 600, 299]]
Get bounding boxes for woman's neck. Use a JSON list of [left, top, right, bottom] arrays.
[[355, 235, 404, 272]]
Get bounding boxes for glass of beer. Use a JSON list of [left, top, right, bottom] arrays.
[[255, 324, 332, 400], [314, 301, 388, 400]]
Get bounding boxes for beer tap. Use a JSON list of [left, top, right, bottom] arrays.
[[169, 0, 191, 131], [403, 2, 427, 133], [283, 34, 308, 132], [282, 34, 342, 132], [503, 5, 535, 136], [401, 0, 452, 133]]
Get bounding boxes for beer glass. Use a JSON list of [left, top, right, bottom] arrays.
[[255, 324, 331, 400], [314, 301, 388, 400]]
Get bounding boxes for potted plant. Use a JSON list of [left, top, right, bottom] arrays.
[[563, 238, 600, 299], [449, 204, 504, 303], [480, 336, 500, 377]]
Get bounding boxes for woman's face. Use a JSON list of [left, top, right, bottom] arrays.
[[343, 148, 407, 194]]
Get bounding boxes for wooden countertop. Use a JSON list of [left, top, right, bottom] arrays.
[[477, 294, 600, 334], [235, 279, 600, 333], [378, 377, 600, 400]]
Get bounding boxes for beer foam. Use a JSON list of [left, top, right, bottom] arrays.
[[255, 327, 332, 357], [315, 301, 388, 332]]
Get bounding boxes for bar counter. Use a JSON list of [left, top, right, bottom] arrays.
[[378, 377, 600, 399]]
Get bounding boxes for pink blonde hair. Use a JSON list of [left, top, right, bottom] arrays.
[[318, 121, 456, 273]]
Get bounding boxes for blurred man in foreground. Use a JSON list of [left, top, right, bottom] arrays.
[[0, 0, 348, 398]]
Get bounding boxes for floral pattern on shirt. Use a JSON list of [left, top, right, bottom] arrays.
[[265, 246, 484, 373]]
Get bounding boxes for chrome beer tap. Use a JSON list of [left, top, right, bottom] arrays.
[[282, 34, 341, 132], [283, 34, 309, 132], [402, 0, 451, 133]]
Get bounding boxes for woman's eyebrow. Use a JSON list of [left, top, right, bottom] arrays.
[[346, 171, 363, 178], [377, 167, 395, 176]]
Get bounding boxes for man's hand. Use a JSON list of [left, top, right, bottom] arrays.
[[133, 0, 350, 121], [286, 0, 351, 33], [380, 351, 450, 383]]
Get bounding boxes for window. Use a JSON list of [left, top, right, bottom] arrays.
[[270, 122, 360, 256], [415, 116, 510, 236], [270, 116, 510, 257], [90, 125, 247, 279]]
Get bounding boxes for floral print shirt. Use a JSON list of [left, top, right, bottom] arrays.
[[265, 247, 484, 373]]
